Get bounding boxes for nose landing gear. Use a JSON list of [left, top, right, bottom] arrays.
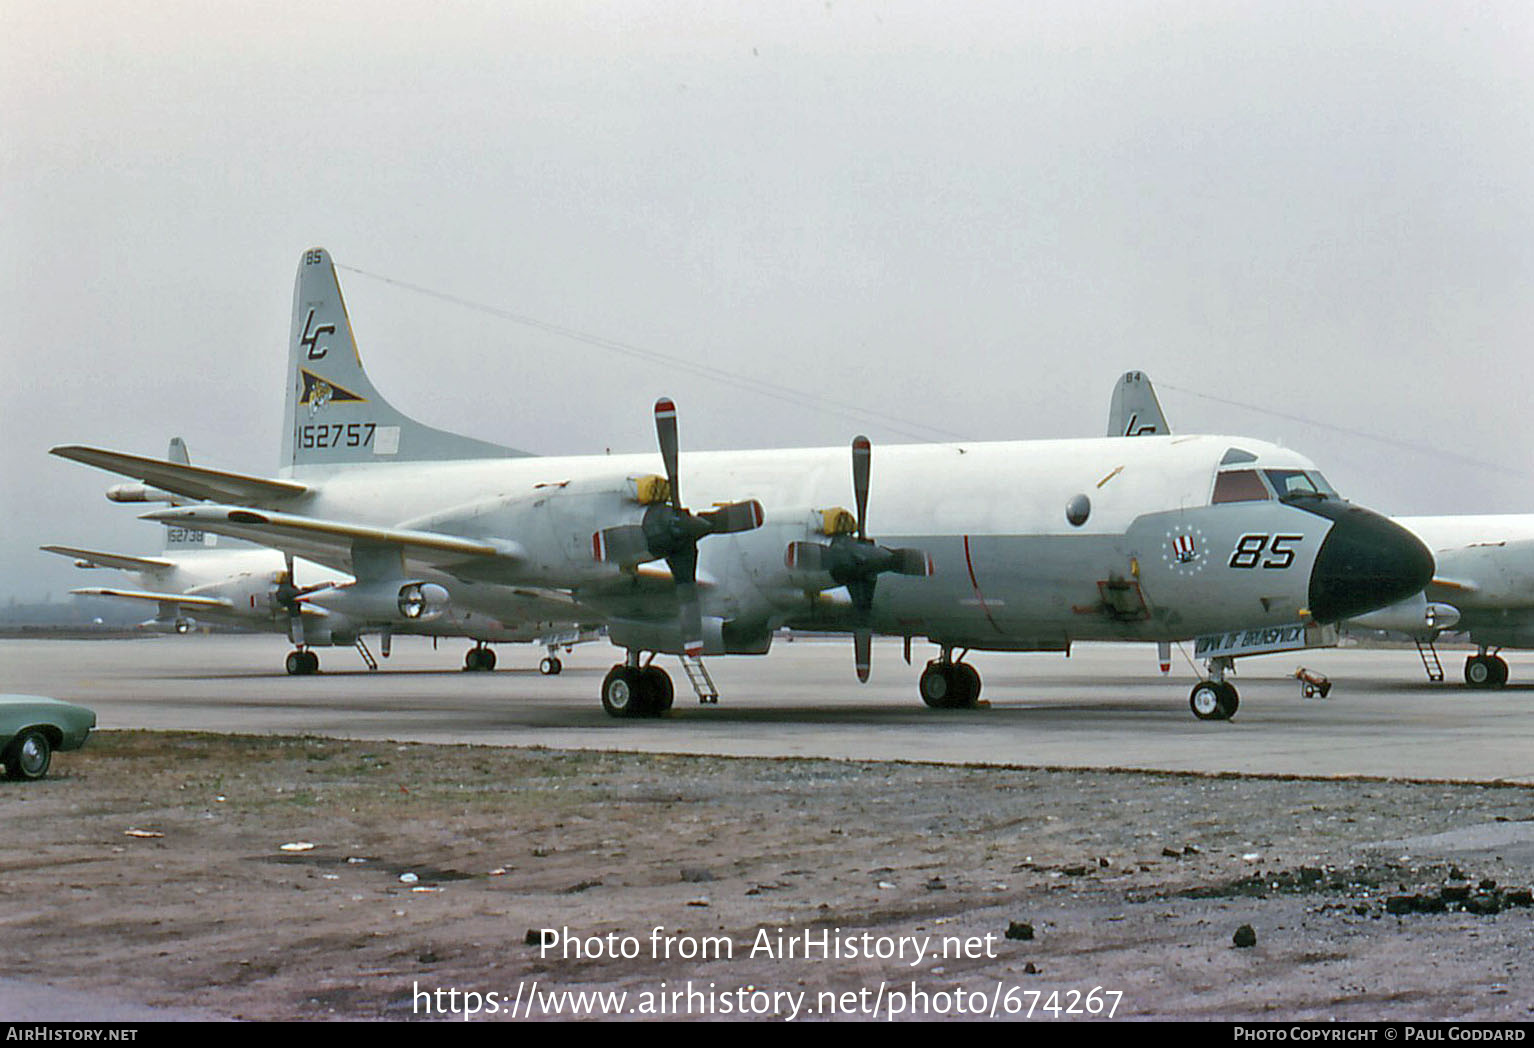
[[1189, 657, 1239, 720]]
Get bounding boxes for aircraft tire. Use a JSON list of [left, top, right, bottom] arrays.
[[1190, 681, 1233, 721], [286, 651, 309, 676], [1216, 682, 1239, 719], [540, 657, 562, 676], [919, 662, 954, 708], [3, 729, 52, 781], [1464, 656, 1505, 689], [302, 650, 320, 674], [641, 666, 673, 713], [601, 666, 650, 718], [954, 663, 982, 708]]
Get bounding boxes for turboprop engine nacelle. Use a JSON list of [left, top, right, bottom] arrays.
[[307, 580, 451, 624]]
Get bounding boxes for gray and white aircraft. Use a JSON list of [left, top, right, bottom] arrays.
[[50, 443, 597, 675], [1350, 517, 1534, 688], [1106, 371, 1534, 690], [53, 249, 1432, 720], [44, 532, 595, 675]]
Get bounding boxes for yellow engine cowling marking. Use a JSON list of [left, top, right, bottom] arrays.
[[630, 474, 671, 505], [820, 507, 858, 536]]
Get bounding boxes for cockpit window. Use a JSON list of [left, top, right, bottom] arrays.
[[1212, 469, 1271, 503], [1264, 470, 1335, 501]]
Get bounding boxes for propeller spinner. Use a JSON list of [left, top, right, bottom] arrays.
[[786, 436, 933, 682], [592, 398, 765, 656]]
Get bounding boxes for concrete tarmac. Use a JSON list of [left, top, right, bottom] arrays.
[[3, 634, 1529, 784]]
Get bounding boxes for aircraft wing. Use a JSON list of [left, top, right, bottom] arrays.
[[70, 586, 233, 609], [51, 445, 308, 505], [140, 505, 523, 577], [41, 545, 176, 573]]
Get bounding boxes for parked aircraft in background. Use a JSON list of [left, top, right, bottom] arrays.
[[53, 250, 1431, 720], [49, 444, 597, 675], [1107, 372, 1534, 690], [46, 536, 594, 675], [1351, 517, 1534, 688]]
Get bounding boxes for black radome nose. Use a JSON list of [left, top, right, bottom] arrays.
[[1304, 503, 1435, 623]]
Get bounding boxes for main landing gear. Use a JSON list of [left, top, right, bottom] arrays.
[[1464, 648, 1509, 689], [918, 650, 982, 709], [285, 648, 320, 675], [601, 654, 674, 718], [464, 644, 498, 671], [1189, 656, 1239, 721]]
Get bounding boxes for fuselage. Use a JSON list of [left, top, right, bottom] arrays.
[[261, 433, 1430, 654], [1393, 515, 1534, 646]]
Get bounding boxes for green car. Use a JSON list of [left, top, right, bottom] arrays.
[[0, 695, 96, 781]]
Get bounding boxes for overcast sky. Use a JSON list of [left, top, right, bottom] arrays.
[[4, 1, 1532, 600]]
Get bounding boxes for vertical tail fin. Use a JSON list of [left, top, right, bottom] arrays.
[[1107, 371, 1172, 437], [161, 438, 215, 551], [280, 248, 531, 473]]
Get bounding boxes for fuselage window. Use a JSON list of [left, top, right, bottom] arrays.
[[1211, 469, 1272, 504]]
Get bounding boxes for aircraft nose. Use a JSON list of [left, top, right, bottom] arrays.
[[1305, 503, 1435, 623]]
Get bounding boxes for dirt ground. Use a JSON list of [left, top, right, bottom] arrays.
[[3, 731, 1533, 1022]]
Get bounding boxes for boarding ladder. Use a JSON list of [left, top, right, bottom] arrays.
[[680, 654, 719, 704], [354, 636, 379, 671], [1415, 640, 1444, 683]]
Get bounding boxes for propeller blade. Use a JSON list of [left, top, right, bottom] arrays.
[[700, 499, 764, 535], [852, 435, 871, 541], [889, 548, 935, 577], [280, 553, 306, 646], [785, 541, 829, 573], [655, 398, 681, 509], [668, 546, 703, 656], [593, 524, 653, 567], [854, 628, 872, 683], [847, 576, 877, 617]]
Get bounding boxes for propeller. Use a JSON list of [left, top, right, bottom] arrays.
[[785, 436, 933, 682], [271, 553, 334, 646], [274, 553, 307, 647], [593, 398, 765, 656]]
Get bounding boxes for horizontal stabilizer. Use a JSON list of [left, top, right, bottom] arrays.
[[70, 586, 232, 609], [52, 445, 308, 505], [41, 545, 175, 573], [142, 505, 521, 570]]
